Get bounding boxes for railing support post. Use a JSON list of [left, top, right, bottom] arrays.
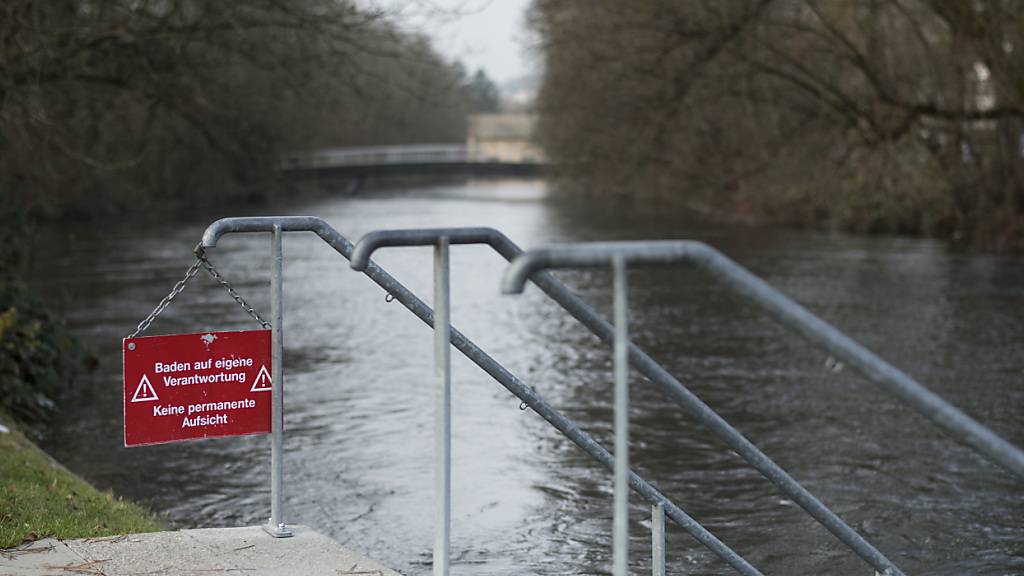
[[652, 503, 666, 576], [612, 254, 630, 576], [434, 237, 452, 576], [264, 224, 292, 538], [348, 229, 463, 574], [218, 221, 765, 575]]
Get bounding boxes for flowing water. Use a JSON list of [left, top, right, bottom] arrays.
[[32, 179, 1023, 575]]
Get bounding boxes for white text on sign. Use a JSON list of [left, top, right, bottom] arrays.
[[150, 398, 259, 428], [153, 357, 255, 374]]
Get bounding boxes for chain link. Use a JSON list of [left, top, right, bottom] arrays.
[[126, 244, 270, 339], [197, 248, 272, 330]]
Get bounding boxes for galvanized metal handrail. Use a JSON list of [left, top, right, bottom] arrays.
[[266, 225, 290, 538], [358, 228, 1024, 574], [503, 239, 1024, 574], [353, 228, 913, 574], [352, 231, 457, 576], [201, 217, 763, 576], [353, 229, 758, 574], [504, 247, 634, 576], [503, 241, 1024, 480], [203, 220, 1024, 575]]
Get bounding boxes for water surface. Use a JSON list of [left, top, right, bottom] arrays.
[[33, 180, 1024, 574]]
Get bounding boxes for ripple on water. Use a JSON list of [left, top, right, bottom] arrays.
[[31, 180, 1024, 575]]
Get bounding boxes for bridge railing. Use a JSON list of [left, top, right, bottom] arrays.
[[282, 144, 480, 169]]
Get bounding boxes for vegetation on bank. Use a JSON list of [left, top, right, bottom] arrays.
[[0, 415, 164, 548], [1, 1, 498, 220], [0, 1, 498, 417], [529, 0, 1024, 249], [0, 213, 153, 548], [0, 216, 83, 430], [0, 1, 499, 541]]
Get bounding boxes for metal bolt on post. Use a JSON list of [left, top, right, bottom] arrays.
[[264, 224, 292, 538]]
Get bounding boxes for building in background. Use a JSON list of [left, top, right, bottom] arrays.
[[467, 113, 544, 163]]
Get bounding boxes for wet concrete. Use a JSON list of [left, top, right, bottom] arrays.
[[1, 525, 399, 576]]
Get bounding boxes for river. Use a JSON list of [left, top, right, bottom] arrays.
[[32, 179, 1023, 575]]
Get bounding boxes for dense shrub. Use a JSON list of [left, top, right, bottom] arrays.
[[0, 214, 81, 427]]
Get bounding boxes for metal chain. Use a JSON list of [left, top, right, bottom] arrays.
[[197, 248, 272, 330], [126, 244, 270, 339]]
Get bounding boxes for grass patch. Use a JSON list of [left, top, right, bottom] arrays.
[[0, 416, 164, 548]]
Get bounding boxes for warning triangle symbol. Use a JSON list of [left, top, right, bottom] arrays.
[[131, 374, 159, 402], [251, 365, 272, 392]]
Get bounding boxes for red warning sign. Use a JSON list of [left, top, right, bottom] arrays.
[[123, 330, 272, 447]]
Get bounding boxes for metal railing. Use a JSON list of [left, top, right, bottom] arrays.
[[280, 144, 545, 170], [199, 218, 1024, 575], [501, 241, 1024, 479], [289, 144, 471, 169], [202, 218, 759, 575], [502, 240, 1024, 575], [351, 231, 455, 574]]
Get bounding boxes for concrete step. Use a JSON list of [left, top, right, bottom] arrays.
[[1, 525, 400, 576]]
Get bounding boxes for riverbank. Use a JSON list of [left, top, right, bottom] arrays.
[[1, 221, 167, 551], [4, 525, 400, 576], [0, 414, 164, 549]]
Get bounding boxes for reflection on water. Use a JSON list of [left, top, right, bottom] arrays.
[[32, 180, 1024, 575]]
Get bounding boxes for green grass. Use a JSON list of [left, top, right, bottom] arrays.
[[0, 416, 165, 548]]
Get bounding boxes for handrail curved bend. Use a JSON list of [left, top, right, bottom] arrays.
[[203, 219, 1024, 575], [200, 217, 761, 576], [502, 240, 1024, 482]]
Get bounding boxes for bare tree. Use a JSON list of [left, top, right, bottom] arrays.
[[530, 0, 1024, 246], [0, 0, 474, 216]]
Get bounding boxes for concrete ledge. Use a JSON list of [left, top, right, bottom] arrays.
[[1, 525, 400, 576]]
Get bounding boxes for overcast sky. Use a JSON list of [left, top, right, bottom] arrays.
[[394, 0, 537, 85]]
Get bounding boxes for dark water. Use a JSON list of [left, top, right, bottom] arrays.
[[31, 180, 1024, 575]]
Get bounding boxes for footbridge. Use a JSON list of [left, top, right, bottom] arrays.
[[281, 144, 545, 178]]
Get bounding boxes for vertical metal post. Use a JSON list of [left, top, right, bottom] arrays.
[[652, 503, 665, 576], [264, 224, 292, 538], [433, 237, 451, 576], [612, 254, 629, 576]]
